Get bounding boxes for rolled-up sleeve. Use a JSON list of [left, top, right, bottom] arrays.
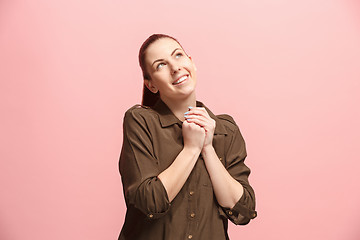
[[219, 120, 257, 225], [119, 107, 171, 220]]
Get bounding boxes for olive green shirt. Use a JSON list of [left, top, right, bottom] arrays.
[[118, 98, 257, 240]]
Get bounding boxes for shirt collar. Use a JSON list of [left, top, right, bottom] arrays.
[[152, 98, 227, 135]]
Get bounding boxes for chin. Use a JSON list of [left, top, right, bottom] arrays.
[[176, 87, 196, 99]]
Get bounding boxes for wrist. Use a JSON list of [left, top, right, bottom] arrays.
[[183, 145, 202, 156], [201, 145, 215, 156]]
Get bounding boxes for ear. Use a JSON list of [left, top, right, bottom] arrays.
[[188, 55, 197, 71], [144, 79, 158, 94]]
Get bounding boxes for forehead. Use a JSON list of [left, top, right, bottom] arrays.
[[145, 38, 183, 62]]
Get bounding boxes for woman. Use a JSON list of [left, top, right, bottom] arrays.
[[118, 34, 257, 240]]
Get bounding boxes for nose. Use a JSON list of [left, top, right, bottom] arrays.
[[170, 63, 181, 75]]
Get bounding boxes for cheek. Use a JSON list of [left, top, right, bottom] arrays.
[[182, 60, 195, 71], [152, 72, 170, 85]]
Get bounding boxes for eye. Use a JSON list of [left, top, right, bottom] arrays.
[[156, 62, 165, 70], [175, 52, 183, 58]]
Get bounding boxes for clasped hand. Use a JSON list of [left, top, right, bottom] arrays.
[[182, 107, 216, 151]]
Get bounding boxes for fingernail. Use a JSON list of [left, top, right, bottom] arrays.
[[184, 111, 189, 115], [188, 106, 193, 109]]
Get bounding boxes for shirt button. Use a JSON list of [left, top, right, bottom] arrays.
[[188, 235, 193, 239], [190, 213, 195, 218], [148, 214, 154, 218], [189, 191, 194, 196], [252, 212, 257, 218], [219, 157, 223, 161], [228, 211, 233, 215]]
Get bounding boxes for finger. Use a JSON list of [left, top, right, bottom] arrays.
[[185, 120, 202, 128], [185, 114, 214, 125], [187, 107, 208, 115], [185, 114, 208, 126], [186, 117, 211, 130], [188, 121, 201, 127], [184, 112, 211, 124], [184, 107, 210, 118]]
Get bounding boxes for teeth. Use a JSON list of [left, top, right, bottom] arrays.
[[174, 75, 188, 85]]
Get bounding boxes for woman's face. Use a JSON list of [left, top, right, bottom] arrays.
[[144, 38, 197, 103]]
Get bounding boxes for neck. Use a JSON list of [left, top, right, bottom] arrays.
[[161, 93, 197, 122]]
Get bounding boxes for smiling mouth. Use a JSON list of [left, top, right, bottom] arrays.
[[173, 75, 189, 85]]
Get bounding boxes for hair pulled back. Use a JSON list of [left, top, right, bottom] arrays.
[[139, 34, 186, 107]]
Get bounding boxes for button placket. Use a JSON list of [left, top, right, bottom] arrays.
[[185, 159, 199, 240]]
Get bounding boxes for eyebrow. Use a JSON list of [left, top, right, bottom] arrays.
[[151, 48, 182, 67]]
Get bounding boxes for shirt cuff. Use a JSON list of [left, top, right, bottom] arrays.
[[134, 176, 171, 220], [218, 188, 257, 225]]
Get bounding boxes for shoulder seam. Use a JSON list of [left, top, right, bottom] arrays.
[[217, 114, 236, 124], [216, 114, 238, 133], [124, 105, 159, 128], [129, 104, 150, 110], [125, 104, 154, 116]]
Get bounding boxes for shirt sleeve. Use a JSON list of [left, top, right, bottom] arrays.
[[218, 119, 257, 225], [119, 107, 171, 220]]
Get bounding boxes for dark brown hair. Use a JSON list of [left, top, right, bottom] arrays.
[[139, 34, 186, 107]]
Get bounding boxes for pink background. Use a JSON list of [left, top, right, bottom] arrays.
[[1, 0, 360, 239]]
